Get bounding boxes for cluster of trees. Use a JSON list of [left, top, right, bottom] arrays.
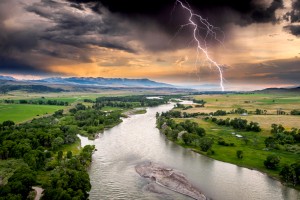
[[276, 108, 286, 115], [262, 154, 300, 186], [280, 162, 300, 186], [0, 116, 77, 160], [291, 110, 300, 115], [207, 117, 261, 132], [175, 103, 193, 110], [218, 137, 235, 147], [43, 145, 95, 200], [255, 109, 267, 115], [157, 114, 213, 152], [264, 155, 280, 169], [211, 110, 227, 116], [0, 111, 96, 199], [69, 103, 122, 137], [264, 124, 300, 149], [0, 166, 36, 199], [160, 110, 228, 120], [95, 95, 169, 108], [0, 99, 124, 199], [192, 99, 206, 107], [0, 145, 95, 199], [233, 108, 248, 114], [3, 99, 69, 106]]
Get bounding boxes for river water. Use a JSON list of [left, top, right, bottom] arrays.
[[79, 103, 300, 200]]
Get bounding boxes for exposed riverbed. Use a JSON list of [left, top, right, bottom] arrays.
[[79, 103, 300, 200]]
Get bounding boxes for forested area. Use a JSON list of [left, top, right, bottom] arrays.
[[0, 100, 123, 199], [156, 113, 213, 153], [0, 104, 100, 199], [0, 95, 176, 199]]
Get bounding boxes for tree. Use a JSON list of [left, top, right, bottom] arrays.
[[195, 126, 206, 137], [199, 138, 213, 152], [53, 109, 64, 117], [4, 166, 36, 198], [2, 120, 15, 127], [236, 150, 243, 159], [67, 151, 73, 159], [52, 137, 64, 150], [280, 165, 297, 185], [57, 151, 63, 161], [264, 137, 278, 149], [264, 155, 280, 169]]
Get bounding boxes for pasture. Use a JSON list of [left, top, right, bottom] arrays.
[[0, 104, 64, 123]]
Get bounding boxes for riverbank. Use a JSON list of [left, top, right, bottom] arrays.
[[156, 110, 300, 191], [81, 102, 300, 200]]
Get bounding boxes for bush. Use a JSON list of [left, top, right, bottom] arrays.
[[236, 150, 243, 159], [199, 138, 213, 152], [264, 155, 280, 169], [207, 149, 215, 155]]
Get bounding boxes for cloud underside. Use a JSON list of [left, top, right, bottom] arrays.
[[0, 0, 299, 87]]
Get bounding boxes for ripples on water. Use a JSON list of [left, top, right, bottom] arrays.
[[79, 103, 300, 200]]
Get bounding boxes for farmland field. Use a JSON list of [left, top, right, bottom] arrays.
[[0, 104, 64, 123], [162, 92, 300, 186], [190, 93, 300, 116]]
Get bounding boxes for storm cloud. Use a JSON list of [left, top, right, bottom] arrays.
[[0, 0, 299, 89], [284, 0, 300, 36]]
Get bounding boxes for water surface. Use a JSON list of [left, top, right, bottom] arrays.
[[79, 103, 300, 200]]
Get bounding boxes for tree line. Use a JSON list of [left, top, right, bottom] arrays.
[[205, 117, 261, 132], [2, 99, 69, 106], [94, 95, 172, 108]]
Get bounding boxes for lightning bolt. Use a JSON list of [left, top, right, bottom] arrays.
[[175, 0, 225, 91]]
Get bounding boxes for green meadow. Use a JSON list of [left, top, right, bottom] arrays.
[[0, 104, 64, 123], [169, 93, 300, 185], [174, 118, 299, 179]]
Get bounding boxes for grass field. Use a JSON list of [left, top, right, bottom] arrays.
[[0, 90, 155, 102], [191, 93, 300, 115], [170, 93, 300, 185], [174, 118, 299, 179], [185, 93, 300, 128], [218, 114, 300, 130], [0, 104, 64, 123]]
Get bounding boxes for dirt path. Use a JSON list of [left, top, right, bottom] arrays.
[[32, 186, 44, 200]]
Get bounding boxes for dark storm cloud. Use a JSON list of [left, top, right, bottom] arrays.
[[26, 0, 136, 52], [284, 1, 300, 36], [0, 0, 42, 74], [0, 56, 53, 75], [0, 0, 137, 75], [284, 25, 300, 37], [0, 0, 291, 76], [68, 0, 283, 28], [227, 58, 300, 84], [66, 0, 284, 51]]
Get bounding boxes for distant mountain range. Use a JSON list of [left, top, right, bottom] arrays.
[[31, 77, 173, 88], [258, 86, 300, 93], [0, 75, 16, 81], [0, 76, 179, 93]]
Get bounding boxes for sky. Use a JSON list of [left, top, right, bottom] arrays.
[[0, 0, 300, 90]]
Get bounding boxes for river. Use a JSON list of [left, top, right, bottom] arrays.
[[79, 103, 300, 200]]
